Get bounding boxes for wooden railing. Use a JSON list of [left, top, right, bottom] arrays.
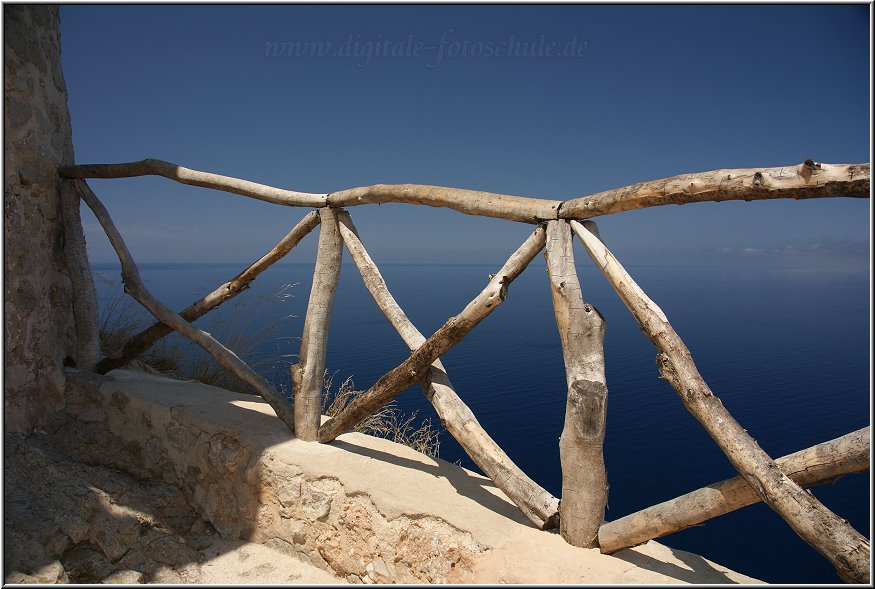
[[60, 159, 871, 583]]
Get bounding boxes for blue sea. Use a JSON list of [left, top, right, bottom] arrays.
[[91, 259, 870, 584]]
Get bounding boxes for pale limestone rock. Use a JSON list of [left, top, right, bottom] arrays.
[[31, 561, 69, 584], [4, 562, 69, 584], [4, 571, 36, 584], [392, 518, 479, 583], [148, 565, 184, 584], [100, 569, 144, 584], [366, 558, 391, 583], [302, 488, 333, 521]]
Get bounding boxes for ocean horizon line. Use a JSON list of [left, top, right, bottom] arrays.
[[88, 260, 870, 273]]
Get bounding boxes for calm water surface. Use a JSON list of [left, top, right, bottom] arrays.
[[92, 260, 870, 584]]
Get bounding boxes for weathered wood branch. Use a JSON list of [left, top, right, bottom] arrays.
[[571, 219, 870, 583], [336, 210, 560, 529], [75, 180, 296, 432], [328, 184, 561, 223], [293, 207, 343, 440], [94, 211, 320, 374], [545, 220, 609, 548], [319, 224, 547, 443], [59, 159, 327, 207], [60, 159, 868, 223], [561, 162, 870, 219], [61, 179, 102, 370], [598, 427, 871, 554]]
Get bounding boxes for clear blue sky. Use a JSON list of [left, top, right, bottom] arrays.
[[60, 5, 871, 268]]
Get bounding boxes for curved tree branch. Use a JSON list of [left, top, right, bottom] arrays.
[[560, 161, 870, 219], [60, 158, 326, 207], [60, 159, 869, 223]]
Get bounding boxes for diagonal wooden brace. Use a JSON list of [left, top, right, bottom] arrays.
[[318, 224, 547, 444]]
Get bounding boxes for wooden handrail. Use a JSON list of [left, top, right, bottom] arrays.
[[60, 159, 327, 207], [59, 159, 870, 223], [561, 161, 870, 218]]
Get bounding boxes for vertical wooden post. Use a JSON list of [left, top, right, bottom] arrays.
[[545, 219, 609, 548], [293, 207, 343, 440]]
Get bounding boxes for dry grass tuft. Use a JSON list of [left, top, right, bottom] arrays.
[[321, 371, 441, 458], [95, 274, 287, 395]]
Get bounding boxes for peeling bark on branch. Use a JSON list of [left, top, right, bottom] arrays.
[[94, 210, 320, 374], [571, 219, 870, 583], [561, 162, 870, 219], [336, 210, 559, 529], [599, 427, 871, 554], [75, 180, 296, 432], [318, 225, 546, 443], [293, 207, 343, 440], [545, 220, 609, 548], [59, 159, 327, 207]]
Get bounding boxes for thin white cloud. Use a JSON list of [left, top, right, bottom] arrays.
[[715, 237, 868, 258]]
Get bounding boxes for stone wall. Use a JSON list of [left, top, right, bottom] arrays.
[[62, 370, 485, 584], [58, 368, 759, 584], [4, 5, 97, 433]]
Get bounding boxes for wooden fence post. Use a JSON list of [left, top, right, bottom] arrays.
[[545, 219, 609, 548], [292, 207, 343, 440]]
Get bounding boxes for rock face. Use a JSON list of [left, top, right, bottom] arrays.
[[3, 4, 98, 434]]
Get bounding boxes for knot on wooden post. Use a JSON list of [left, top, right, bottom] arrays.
[[655, 352, 673, 379], [568, 379, 608, 442], [498, 277, 509, 301], [800, 158, 822, 182]]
